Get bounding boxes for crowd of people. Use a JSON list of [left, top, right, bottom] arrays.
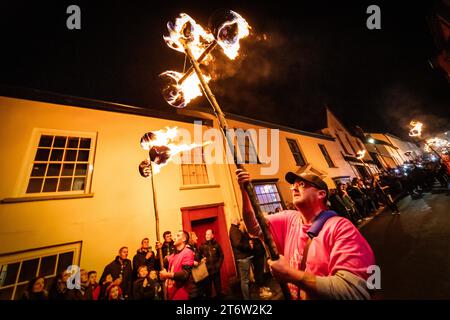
[[20, 224, 273, 301], [20, 157, 448, 301], [328, 158, 449, 225]]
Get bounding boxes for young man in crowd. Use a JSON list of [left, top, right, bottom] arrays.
[[100, 246, 133, 299], [159, 230, 195, 300]]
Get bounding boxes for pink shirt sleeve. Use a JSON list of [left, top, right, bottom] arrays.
[[181, 249, 194, 267], [266, 210, 297, 255], [326, 218, 375, 280]]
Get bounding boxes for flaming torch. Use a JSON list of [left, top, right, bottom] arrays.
[[356, 149, 373, 176], [138, 127, 210, 300], [409, 121, 423, 138], [408, 121, 444, 161], [160, 10, 291, 299]]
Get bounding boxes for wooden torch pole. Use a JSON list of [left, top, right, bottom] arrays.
[[181, 40, 291, 300], [149, 162, 168, 300]]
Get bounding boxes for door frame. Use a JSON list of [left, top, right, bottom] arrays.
[[180, 203, 237, 293]]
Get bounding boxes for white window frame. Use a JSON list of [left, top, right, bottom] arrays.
[[17, 128, 97, 197], [179, 147, 213, 187], [0, 242, 82, 300]]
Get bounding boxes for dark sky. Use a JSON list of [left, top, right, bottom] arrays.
[[1, 0, 449, 139]]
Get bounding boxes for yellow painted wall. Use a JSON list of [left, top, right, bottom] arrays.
[[0, 96, 239, 275], [224, 117, 358, 210]]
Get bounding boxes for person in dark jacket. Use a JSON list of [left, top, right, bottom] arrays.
[[156, 231, 176, 269], [48, 271, 68, 300], [347, 178, 369, 218], [229, 218, 253, 300], [133, 238, 156, 279], [198, 229, 224, 299], [328, 189, 351, 220], [21, 277, 48, 300], [85, 271, 100, 300], [133, 265, 159, 300], [250, 236, 272, 299], [187, 231, 205, 300], [100, 246, 133, 299]]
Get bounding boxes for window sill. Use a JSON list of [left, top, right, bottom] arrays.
[[179, 184, 220, 191], [1, 193, 94, 204]]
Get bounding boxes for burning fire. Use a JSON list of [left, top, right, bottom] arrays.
[[161, 10, 251, 108], [213, 10, 250, 60], [163, 13, 215, 60], [356, 150, 366, 160], [409, 121, 423, 137], [424, 137, 450, 153], [160, 70, 211, 108], [139, 127, 210, 176]]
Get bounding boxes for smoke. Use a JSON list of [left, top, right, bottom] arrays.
[[380, 83, 450, 138], [200, 29, 324, 128]]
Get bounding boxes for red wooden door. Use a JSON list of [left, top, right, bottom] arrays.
[[181, 204, 236, 294]]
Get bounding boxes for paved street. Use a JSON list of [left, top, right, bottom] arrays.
[[360, 188, 450, 299]]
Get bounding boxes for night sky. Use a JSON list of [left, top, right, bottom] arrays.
[[1, 0, 449, 139]]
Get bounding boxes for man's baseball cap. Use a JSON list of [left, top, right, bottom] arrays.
[[285, 170, 329, 195]]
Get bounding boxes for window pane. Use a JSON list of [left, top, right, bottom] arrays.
[[14, 283, 28, 300], [45, 276, 56, 291], [43, 178, 58, 192], [19, 258, 39, 282], [64, 150, 77, 161], [75, 164, 87, 176], [50, 149, 64, 161], [72, 177, 85, 191], [26, 178, 43, 193], [53, 136, 67, 148], [39, 135, 53, 147], [0, 263, 20, 287], [31, 163, 47, 177], [0, 287, 14, 300], [39, 255, 57, 277], [57, 252, 74, 274], [67, 137, 79, 148], [77, 150, 89, 162], [35, 148, 50, 161], [79, 138, 91, 149], [62, 164, 74, 176], [47, 164, 61, 176], [58, 178, 73, 191]]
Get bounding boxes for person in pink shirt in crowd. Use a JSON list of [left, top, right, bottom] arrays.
[[159, 230, 195, 300], [236, 168, 376, 300]]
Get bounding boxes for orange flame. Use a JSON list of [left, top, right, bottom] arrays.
[[163, 13, 215, 60], [215, 11, 250, 60], [140, 127, 211, 175], [356, 150, 366, 160], [160, 70, 211, 108], [409, 121, 423, 137], [161, 11, 251, 108]]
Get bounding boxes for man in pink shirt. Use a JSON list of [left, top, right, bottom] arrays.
[[236, 168, 376, 300], [159, 230, 194, 300]]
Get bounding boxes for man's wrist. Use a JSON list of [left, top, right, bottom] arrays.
[[288, 268, 305, 286]]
